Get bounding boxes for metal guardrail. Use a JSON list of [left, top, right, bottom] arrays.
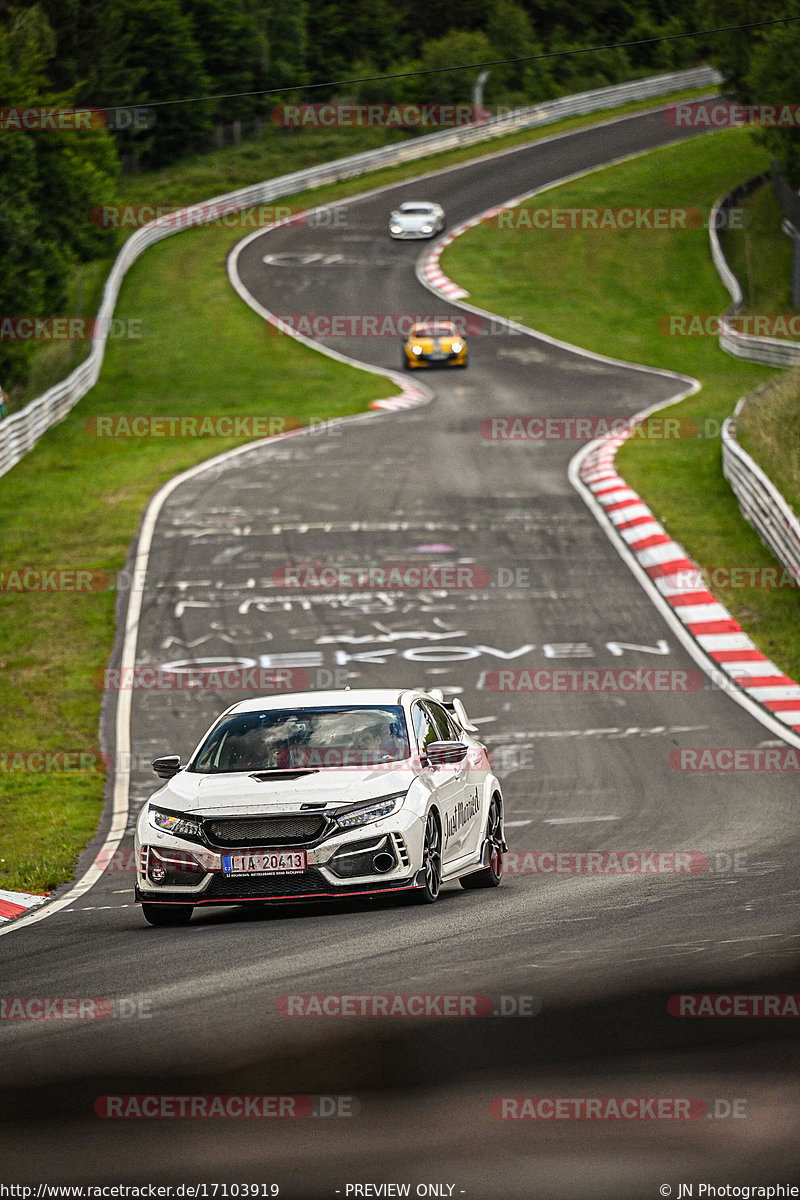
[[0, 66, 722, 481], [709, 174, 800, 367], [722, 390, 800, 581]]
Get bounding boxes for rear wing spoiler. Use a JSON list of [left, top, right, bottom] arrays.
[[427, 688, 479, 734]]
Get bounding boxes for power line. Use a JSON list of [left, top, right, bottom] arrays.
[[109, 15, 800, 112]]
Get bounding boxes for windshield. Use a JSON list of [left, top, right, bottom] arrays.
[[412, 323, 455, 338], [400, 205, 434, 215], [190, 705, 410, 773]]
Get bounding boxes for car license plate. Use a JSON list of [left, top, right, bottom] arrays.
[[222, 851, 308, 875], [429, 351, 446, 360]]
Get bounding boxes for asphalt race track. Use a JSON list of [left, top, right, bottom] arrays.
[[1, 104, 799, 1195]]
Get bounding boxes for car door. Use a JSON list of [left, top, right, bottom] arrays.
[[422, 701, 479, 865], [429, 701, 482, 861], [412, 701, 462, 869]]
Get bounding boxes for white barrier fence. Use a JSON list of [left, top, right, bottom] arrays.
[[0, 66, 722, 481], [709, 178, 800, 367], [722, 393, 800, 581]]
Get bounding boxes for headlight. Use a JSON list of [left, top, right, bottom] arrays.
[[390, 223, 402, 233], [451, 341, 463, 354], [148, 806, 202, 839], [421, 224, 434, 233], [335, 794, 404, 829], [411, 344, 423, 355]]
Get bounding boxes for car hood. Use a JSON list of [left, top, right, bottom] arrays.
[[149, 766, 417, 815]]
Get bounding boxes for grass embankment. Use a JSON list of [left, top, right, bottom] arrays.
[[718, 182, 799, 514], [441, 128, 800, 677], [736, 370, 800, 519], [719, 182, 795, 315], [0, 83, 716, 895]]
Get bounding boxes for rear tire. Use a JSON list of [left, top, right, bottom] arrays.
[[460, 798, 502, 889], [142, 903, 193, 926]]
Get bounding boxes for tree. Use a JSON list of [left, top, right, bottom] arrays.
[[0, 5, 118, 387], [182, 0, 270, 120], [116, 0, 213, 166], [746, 21, 800, 187]]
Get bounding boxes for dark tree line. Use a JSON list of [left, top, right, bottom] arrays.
[[1, 0, 798, 390]]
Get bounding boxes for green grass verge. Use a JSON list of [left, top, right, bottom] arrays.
[[441, 127, 800, 679], [736, 369, 800, 518], [0, 83, 718, 896]]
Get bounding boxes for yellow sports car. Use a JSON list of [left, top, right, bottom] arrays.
[[402, 320, 468, 369]]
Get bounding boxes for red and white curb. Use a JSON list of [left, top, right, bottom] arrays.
[[369, 382, 427, 412], [419, 232, 471, 300], [0, 888, 49, 923], [419, 205, 526, 301], [580, 435, 800, 735]]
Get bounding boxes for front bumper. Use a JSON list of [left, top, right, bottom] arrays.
[[390, 226, 438, 239], [405, 350, 467, 368], [135, 812, 424, 906]]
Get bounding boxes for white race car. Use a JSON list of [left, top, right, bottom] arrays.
[[135, 688, 506, 925], [389, 200, 445, 239]]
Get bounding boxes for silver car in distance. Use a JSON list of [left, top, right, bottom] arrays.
[[389, 201, 445, 239]]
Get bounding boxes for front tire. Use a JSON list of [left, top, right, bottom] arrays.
[[460, 798, 503, 889], [411, 810, 442, 904], [141, 903, 194, 926]]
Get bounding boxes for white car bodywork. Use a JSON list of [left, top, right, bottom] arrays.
[[134, 688, 505, 922], [389, 201, 445, 239]]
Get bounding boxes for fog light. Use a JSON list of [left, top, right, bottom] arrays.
[[150, 866, 167, 883]]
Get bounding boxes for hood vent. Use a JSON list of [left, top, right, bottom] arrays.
[[248, 769, 320, 782]]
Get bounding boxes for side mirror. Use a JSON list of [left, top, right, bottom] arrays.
[[152, 755, 182, 779], [426, 740, 468, 766]]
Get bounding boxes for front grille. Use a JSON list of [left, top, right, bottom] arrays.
[[203, 814, 328, 847], [205, 869, 332, 899]]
